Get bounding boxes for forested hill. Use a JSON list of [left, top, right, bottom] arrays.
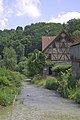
[[0, 18, 80, 59]]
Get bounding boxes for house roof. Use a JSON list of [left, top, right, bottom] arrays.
[[42, 36, 56, 51], [42, 31, 72, 52]]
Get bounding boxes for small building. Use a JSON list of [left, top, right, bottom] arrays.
[[42, 31, 73, 76], [70, 37, 80, 78]]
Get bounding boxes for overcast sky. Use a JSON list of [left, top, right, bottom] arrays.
[[0, 0, 80, 30]]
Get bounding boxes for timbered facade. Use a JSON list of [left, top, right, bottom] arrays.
[[42, 31, 73, 75]]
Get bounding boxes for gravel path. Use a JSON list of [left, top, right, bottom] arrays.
[[0, 82, 80, 120]]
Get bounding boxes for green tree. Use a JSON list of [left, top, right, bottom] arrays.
[[67, 18, 80, 36], [3, 47, 17, 70], [21, 35, 32, 56], [16, 57, 28, 76], [12, 40, 24, 63], [16, 43, 24, 63], [72, 30, 80, 38], [27, 49, 45, 77]]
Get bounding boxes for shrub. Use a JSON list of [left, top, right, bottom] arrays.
[[0, 68, 23, 106], [57, 69, 71, 98], [0, 68, 23, 87], [45, 77, 58, 90], [16, 57, 28, 76], [52, 64, 71, 76], [0, 87, 15, 106], [0, 76, 10, 86], [32, 76, 58, 90], [57, 80, 69, 98], [74, 89, 80, 104], [31, 74, 42, 84], [68, 78, 78, 89], [32, 74, 42, 81]]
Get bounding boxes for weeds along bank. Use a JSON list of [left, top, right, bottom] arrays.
[[0, 68, 23, 106], [31, 64, 80, 104]]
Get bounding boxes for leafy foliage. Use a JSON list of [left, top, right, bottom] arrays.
[[0, 87, 15, 106], [52, 64, 71, 76], [67, 18, 80, 36], [3, 47, 17, 70], [44, 77, 58, 90], [72, 30, 80, 38], [0, 68, 23, 106], [27, 49, 45, 77], [16, 57, 28, 76]]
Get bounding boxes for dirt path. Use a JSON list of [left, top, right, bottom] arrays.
[[0, 82, 80, 120]]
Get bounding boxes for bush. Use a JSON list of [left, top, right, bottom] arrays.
[[52, 64, 71, 76], [32, 76, 58, 90], [0, 76, 10, 86], [0, 87, 15, 106], [0, 68, 23, 106], [0, 68, 23, 87], [73, 88, 80, 104], [45, 77, 58, 90], [16, 58, 28, 76], [57, 80, 69, 98], [31, 74, 43, 84], [58, 69, 71, 98]]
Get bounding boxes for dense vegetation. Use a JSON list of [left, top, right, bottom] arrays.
[[0, 68, 23, 106], [0, 18, 80, 105], [31, 64, 80, 104]]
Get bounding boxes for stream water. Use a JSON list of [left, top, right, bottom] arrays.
[[0, 82, 80, 120]]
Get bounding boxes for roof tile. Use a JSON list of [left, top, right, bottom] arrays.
[[42, 36, 56, 51]]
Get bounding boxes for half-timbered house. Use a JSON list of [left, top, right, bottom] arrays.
[[42, 31, 73, 75]]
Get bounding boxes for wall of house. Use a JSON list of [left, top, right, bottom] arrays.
[[70, 44, 80, 78], [43, 66, 49, 77], [70, 44, 80, 60], [72, 61, 80, 78], [45, 40, 72, 62]]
